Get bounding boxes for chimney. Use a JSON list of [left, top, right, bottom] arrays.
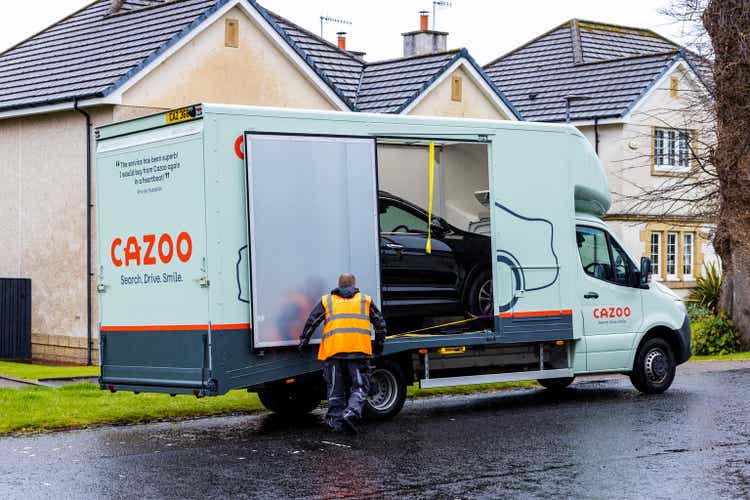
[[110, 0, 124, 13], [402, 11, 448, 57], [337, 31, 347, 50]]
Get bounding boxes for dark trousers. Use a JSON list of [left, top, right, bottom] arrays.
[[322, 358, 371, 429]]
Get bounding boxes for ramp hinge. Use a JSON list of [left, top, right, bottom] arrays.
[[199, 276, 210, 288]]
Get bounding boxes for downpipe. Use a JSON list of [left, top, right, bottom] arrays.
[[74, 98, 93, 366]]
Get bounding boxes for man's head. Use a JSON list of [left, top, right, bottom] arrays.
[[338, 273, 356, 288]]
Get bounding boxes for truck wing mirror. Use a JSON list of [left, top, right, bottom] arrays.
[[639, 257, 652, 286]]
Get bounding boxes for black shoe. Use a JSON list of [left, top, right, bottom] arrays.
[[341, 413, 359, 435]]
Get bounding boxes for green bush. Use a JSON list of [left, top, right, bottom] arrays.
[[692, 313, 738, 356], [687, 302, 712, 323], [687, 262, 722, 315]]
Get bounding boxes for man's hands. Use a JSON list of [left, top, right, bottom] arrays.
[[373, 338, 384, 356], [297, 340, 307, 356]]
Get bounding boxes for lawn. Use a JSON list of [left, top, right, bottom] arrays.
[[0, 361, 99, 381], [690, 351, 750, 361]]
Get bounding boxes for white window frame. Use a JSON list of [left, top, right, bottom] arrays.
[[650, 232, 662, 280], [654, 127, 691, 172], [683, 232, 695, 280], [666, 232, 679, 280]]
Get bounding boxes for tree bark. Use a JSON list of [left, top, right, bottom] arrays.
[[704, 0, 750, 348]]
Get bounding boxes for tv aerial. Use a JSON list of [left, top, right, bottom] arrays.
[[320, 15, 352, 38], [432, 1, 452, 30]]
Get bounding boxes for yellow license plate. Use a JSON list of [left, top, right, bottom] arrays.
[[166, 106, 195, 124]]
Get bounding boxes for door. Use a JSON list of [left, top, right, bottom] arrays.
[[575, 225, 643, 371], [244, 133, 380, 348], [379, 198, 459, 316]]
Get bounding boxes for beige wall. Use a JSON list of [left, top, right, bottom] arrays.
[[408, 66, 510, 120], [0, 107, 112, 349], [122, 6, 337, 111]]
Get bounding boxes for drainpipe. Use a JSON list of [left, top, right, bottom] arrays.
[[594, 117, 600, 155], [74, 99, 93, 366]]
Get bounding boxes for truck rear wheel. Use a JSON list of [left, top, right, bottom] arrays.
[[364, 360, 407, 421], [629, 337, 676, 394], [257, 380, 322, 417], [538, 377, 574, 391]]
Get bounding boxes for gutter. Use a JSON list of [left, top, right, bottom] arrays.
[[74, 98, 93, 366]]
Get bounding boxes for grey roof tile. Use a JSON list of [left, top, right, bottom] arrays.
[[0, 0, 518, 117], [484, 20, 689, 121]]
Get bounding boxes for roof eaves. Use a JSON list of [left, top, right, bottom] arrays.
[[619, 51, 683, 117], [249, 0, 356, 110]]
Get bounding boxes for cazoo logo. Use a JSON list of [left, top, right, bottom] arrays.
[[110, 232, 192, 267], [593, 306, 631, 319]]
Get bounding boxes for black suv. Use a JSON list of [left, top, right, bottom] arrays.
[[378, 192, 492, 324]]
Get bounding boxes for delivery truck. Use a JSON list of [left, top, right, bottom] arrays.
[[95, 104, 691, 419]]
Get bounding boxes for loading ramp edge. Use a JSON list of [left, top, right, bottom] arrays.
[[419, 368, 574, 389]]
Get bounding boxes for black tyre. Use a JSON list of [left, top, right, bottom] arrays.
[[629, 337, 676, 394], [257, 379, 322, 417], [364, 360, 407, 421], [538, 377, 575, 391], [467, 269, 493, 317]]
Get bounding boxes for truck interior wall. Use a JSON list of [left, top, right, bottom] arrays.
[[376, 143, 489, 231]]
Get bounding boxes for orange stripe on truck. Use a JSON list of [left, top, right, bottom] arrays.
[[499, 309, 572, 319], [100, 323, 251, 332]]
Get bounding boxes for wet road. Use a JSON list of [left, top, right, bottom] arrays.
[[1, 361, 749, 499]]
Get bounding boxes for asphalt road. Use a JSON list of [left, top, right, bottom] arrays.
[[1, 361, 749, 499]]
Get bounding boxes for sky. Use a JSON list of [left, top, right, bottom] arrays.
[[0, 0, 690, 64]]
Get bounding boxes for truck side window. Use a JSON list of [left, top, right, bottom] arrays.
[[380, 203, 428, 233], [576, 226, 613, 282]]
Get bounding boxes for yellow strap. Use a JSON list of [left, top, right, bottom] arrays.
[[426, 141, 435, 254], [387, 315, 483, 338]]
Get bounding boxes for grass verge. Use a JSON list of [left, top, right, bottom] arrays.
[[0, 361, 99, 381], [690, 351, 750, 361]]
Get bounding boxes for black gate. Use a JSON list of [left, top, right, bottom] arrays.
[[0, 278, 31, 360]]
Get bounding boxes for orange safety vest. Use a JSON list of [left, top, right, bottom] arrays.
[[317, 292, 373, 361]]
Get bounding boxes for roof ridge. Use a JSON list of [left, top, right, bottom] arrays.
[[573, 18, 675, 42], [364, 48, 463, 67], [573, 49, 680, 67]]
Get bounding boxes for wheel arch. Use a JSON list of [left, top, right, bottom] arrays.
[[630, 323, 689, 370]]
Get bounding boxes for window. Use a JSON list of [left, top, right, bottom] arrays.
[[683, 232, 694, 278], [610, 239, 634, 285], [666, 232, 678, 278], [577, 227, 613, 282], [650, 232, 661, 277], [654, 128, 691, 171], [379, 203, 428, 233]]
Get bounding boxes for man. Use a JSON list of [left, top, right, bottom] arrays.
[[298, 273, 387, 434]]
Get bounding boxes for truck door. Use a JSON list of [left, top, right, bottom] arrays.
[[244, 133, 380, 348], [575, 225, 643, 371]]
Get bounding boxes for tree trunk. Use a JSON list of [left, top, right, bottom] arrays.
[[704, 0, 750, 348]]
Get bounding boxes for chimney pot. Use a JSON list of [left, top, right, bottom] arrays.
[[336, 31, 347, 50], [110, 0, 125, 13], [420, 11, 429, 31]]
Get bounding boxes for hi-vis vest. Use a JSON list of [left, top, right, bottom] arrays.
[[318, 292, 373, 361]]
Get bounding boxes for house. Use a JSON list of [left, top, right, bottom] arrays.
[[484, 19, 717, 296], [0, 0, 517, 363]]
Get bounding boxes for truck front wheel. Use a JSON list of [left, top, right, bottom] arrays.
[[364, 360, 407, 421], [257, 379, 322, 417], [629, 337, 676, 394]]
